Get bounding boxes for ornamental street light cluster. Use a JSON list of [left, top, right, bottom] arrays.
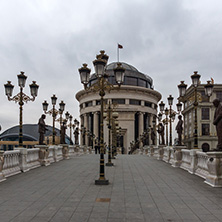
[[65, 112, 80, 145], [42, 95, 66, 145], [4, 71, 39, 147], [158, 95, 182, 146], [79, 50, 125, 185], [177, 71, 214, 149]]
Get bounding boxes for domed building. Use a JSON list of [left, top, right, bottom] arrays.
[[0, 124, 72, 150], [75, 62, 161, 154]]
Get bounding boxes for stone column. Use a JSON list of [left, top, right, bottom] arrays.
[[80, 115, 84, 146], [83, 114, 88, 146], [139, 112, 144, 148], [148, 114, 152, 145], [139, 112, 144, 136]]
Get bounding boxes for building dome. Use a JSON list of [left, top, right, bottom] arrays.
[[89, 62, 153, 89], [106, 62, 139, 72]]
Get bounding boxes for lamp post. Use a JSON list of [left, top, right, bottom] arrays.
[[65, 112, 74, 145], [105, 104, 119, 164], [79, 50, 125, 185], [42, 95, 65, 145], [159, 101, 169, 146], [178, 72, 214, 149], [55, 101, 66, 126], [104, 101, 114, 166], [167, 95, 174, 146], [4, 71, 39, 147], [159, 98, 183, 146], [73, 119, 80, 145]]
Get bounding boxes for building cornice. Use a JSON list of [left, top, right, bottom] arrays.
[[76, 85, 162, 102]]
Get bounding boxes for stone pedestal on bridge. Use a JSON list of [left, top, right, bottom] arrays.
[[163, 146, 171, 163], [171, 146, 185, 167], [15, 147, 29, 172], [61, 144, 70, 159], [37, 145, 50, 166], [205, 151, 222, 187], [148, 145, 154, 157], [74, 145, 80, 155], [157, 145, 165, 160]]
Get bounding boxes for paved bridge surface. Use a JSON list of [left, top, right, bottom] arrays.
[[0, 154, 222, 222]]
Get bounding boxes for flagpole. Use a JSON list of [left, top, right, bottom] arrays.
[[117, 44, 119, 62]]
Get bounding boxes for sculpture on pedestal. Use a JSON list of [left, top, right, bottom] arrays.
[[38, 114, 47, 145], [60, 121, 67, 144], [157, 123, 165, 145], [175, 115, 183, 146], [74, 127, 79, 145], [82, 127, 86, 145], [213, 98, 222, 151], [151, 128, 156, 145]]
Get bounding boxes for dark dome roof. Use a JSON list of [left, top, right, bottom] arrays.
[[106, 62, 138, 72], [0, 124, 71, 143], [89, 62, 153, 89]]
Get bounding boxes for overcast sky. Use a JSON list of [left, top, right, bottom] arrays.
[[0, 0, 222, 139]]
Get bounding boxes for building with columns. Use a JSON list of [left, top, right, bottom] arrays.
[[76, 62, 161, 154]]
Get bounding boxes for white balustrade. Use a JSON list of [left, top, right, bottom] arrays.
[[27, 148, 41, 170], [195, 151, 208, 178], [169, 147, 174, 164], [3, 150, 21, 177], [69, 145, 75, 155], [57, 145, 63, 161], [163, 147, 170, 163], [48, 146, 55, 163], [180, 149, 191, 171]]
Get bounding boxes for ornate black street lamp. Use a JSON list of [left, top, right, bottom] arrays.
[[159, 97, 183, 146], [79, 50, 125, 185], [4, 71, 39, 147], [104, 102, 114, 166], [42, 95, 65, 145], [65, 112, 75, 144]]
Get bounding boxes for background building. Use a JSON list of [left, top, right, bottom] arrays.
[[76, 62, 161, 154], [179, 84, 222, 150], [0, 124, 72, 150]]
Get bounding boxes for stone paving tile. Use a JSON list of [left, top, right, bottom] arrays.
[[1, 154, 222, 222]]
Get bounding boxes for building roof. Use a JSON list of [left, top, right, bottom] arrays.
[[89, 62, 153, 89], [106, 62, 139, 72]]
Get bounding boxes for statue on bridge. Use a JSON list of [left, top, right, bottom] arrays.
[[151, 128, 156, 145], [38, 114, 47, 145], [74, 127, 79, 145], [175, 115, 183, 146], [60, 121, 67, 144], [213, 98, 222, 151], [157, 123, 165, 145]]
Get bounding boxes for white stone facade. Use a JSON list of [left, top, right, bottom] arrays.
[[76, 62, 161, 154]]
